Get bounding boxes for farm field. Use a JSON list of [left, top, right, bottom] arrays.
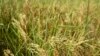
[[0, 0, 100, 56]]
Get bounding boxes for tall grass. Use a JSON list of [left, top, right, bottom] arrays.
[[0, 0, 100, 56]]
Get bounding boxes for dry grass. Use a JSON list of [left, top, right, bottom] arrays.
[[0, 0, 100, 56]]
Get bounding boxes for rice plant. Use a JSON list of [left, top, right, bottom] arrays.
[[0, 0, 100, 56]]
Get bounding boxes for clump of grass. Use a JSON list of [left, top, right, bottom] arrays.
[[0, 0, 100, 56]]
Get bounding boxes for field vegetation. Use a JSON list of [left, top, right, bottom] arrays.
[[0, 0, 100, 56]]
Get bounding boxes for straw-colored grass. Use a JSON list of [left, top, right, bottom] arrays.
[[0, 0, 100, 56]]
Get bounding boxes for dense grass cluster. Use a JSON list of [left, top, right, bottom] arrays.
[[0, 0, 100, 56]]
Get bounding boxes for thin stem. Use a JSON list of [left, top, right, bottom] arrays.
[[87, 0, 90, 18]]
